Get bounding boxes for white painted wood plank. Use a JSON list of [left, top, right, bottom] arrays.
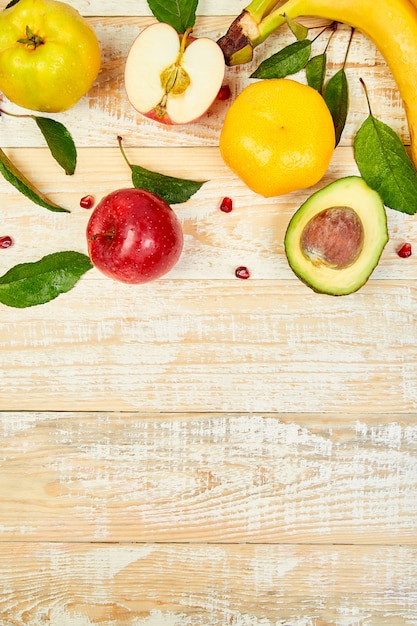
[[0, 0, 247, 15], [0, 21, 408, 148], [0, 147, 414, 279], [0, 2, 416, 622], [0, 542, 416, 624], [0, 278, 416, 412], [1, 412, 417, 543]]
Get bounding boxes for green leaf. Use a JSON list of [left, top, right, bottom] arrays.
[[33, 116, 77, 175], [283, 13, 309, 41], [324, 68, 349, 146], [306, 52, 326, 94], [0, 251, 93, 308], [146, 0, 198, 32], [0, 147, 69, 212], [131, 163, 206, 204], [250, 39, 312, 79], [117, 136, 206, 204], [354, 115, 417, 215]]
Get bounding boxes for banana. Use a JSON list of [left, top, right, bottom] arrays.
[[218, 0, 417, 166]]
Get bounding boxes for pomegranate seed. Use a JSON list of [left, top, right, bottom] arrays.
[[0, 235, 13, 248], [235, 266, 250, 279], [397, 242, 412, 258], [217, 85, 231, 101], [220, 196, 233, 213], [80, 194, 95, 209]]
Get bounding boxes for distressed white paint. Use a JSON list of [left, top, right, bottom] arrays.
[[0, 271, 416, 412], [31, 608, 194, 626], [1, 542, 417, 624], [48, 544, 155, 579], [1, 413, 416, 543], [0, 0, 247, 15], [0, 22, 408, 149], [0, 2, 416, 623]]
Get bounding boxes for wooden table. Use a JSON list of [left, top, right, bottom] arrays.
[[1, 1, 416, 623]]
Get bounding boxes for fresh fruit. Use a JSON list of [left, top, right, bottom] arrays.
[[124, 22, 225, 125], [284, 176, 388, 295], [219, 78, 335, 197], [0, 236, 13, 249], [216, 84, 231, 101], [235, 266, 250, 279], [219, 197, 233, 213], [0, 0, 100, 112], [86, 188, 183, 284], [217, 0, 417, 168], [396, 242, 412, 258], [80, 195, 95, 209]]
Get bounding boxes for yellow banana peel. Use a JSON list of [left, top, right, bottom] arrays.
[[218, 0, 417, 166]]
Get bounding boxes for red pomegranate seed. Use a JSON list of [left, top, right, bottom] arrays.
[[80, 194, 95, 209], [217, 85, 231, 101], [397, 242, 412, 258], [220, 196, 233, 213], [235, 266, 250, 279], [0, 235, 13, 248]]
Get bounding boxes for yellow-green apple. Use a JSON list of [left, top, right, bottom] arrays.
[[124, 22, 225, 124], [86, 188, 184, 284], [0, 0, 101, 112]]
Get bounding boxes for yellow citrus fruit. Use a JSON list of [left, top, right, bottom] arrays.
[[219, 78, 335, 197]]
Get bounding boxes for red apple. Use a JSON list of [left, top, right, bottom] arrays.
[[124, 22, 225, 124], [86, 188, 183, 284]]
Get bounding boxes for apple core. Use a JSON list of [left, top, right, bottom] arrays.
[[124, 22, 225, 125]]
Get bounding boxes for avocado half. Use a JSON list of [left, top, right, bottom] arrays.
[[284, 176, 389, 296]]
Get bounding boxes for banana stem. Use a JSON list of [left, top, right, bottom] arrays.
[[245, 0, 282, 23], [254, 0, 304, 43], [217, 0, 304, 65]]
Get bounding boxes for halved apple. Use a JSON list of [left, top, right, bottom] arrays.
[[124, 22, 225, 125]]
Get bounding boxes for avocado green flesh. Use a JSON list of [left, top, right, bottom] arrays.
[[284, 176, 389, 296]]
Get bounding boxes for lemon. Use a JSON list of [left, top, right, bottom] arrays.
[[219, 78, 335, 197]]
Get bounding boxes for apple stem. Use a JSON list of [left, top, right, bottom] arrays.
[[179, 27, 193, 55], [159, 31, 192, 99], [90, 230, 115, 241], [117, 135, 133, 172]]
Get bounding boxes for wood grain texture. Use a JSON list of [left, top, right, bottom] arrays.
[[0, 0, 248, 15], [0, 277, 416, 412], [0, 20, 407, 148], [0, 146, 414, 277], [0, 3, 416, 624], [0, 144, 414, 413], [1, 542, 417, 625], [1, 412, 417, 543]]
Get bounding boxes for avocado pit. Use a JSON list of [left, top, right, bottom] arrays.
[[300, 206, 364, 269]]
